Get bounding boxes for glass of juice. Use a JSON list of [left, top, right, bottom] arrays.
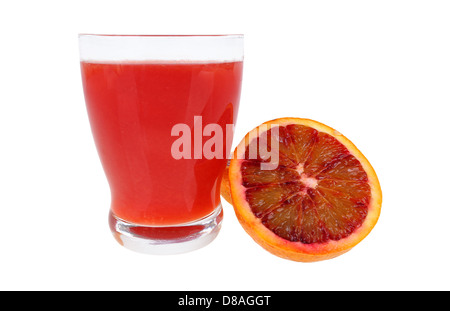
[[79, 35, 243, 254]]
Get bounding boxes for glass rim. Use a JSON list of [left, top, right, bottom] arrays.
[[79, 34, 244, 62], [78, 34, 244, 38]]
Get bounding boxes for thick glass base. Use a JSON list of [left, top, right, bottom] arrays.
[[108, 205, 223, 255]]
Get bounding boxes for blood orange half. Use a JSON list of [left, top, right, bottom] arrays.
[[228, 118, 382, 262]]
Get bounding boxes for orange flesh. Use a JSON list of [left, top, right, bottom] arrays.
[[241, 124, 371, 244]]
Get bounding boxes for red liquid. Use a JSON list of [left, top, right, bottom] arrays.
[[81, 61, 243, 226]]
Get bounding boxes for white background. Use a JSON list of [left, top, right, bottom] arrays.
[[1, 0, 449, 291]]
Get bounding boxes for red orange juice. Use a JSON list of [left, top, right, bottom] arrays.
[[81, 61, 243, 226]]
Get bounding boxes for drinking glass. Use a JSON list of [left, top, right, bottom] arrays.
[[79, 35, 243, 254]]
